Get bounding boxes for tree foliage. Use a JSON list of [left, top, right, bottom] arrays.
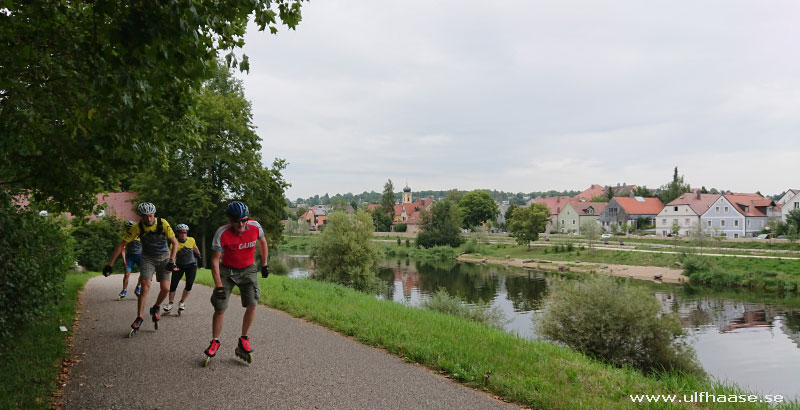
[[416, 201, 464, 248], [0, 1, 304, 215], [131, 62, 289, 256], [71, 216, 128, 272], [381, 179, 396, 217], [580, 220, 601, 254], [310, 211, 383, 292], [658, 167, 692, 205], [507, 203, 549, 249], [458, 190, 499, 229], [786, 209, 800, 235], [371, 209, 393, 232]]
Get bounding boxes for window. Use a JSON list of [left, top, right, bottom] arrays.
[[707, 220, 712, 227], [747, 219, 751, 227], [734, 233, 739, 238], [734, 220, 739, 227], [721, 220, 726, 227], [673, 219, 678, 225], [685, 219, 690, 224], [662, 219, 667, 224], [674, 206, 678, 212], [572, 220, 575, 225], [795, 202, 799, 209], [724, 206, 729, 212], [715, 206, 720, 212]]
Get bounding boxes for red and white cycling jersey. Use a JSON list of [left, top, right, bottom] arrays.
[[211, 220, 265, 269]]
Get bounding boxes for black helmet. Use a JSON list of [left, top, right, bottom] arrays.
[[226, 201, 249, 219]]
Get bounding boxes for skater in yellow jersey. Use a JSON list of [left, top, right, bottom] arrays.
[[164, 224, 201, 316]]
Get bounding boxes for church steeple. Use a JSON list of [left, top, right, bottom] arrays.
[[402, 182, 412, 204]]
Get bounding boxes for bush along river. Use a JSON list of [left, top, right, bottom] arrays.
[[276, 252, 800, 400]]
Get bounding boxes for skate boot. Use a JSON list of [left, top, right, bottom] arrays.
[[149, 305, 160, 330], [203, 339, 221, 367], [235, 336, 254, 364], [128, 317, 144, 338], [163, 302, 173, 315], [178, 302, 185, 317], [134, 285, 142, 296], [118, 289, 127, 300]]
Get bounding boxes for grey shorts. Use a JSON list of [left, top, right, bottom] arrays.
[[210, 264, 261, 311], [139, 254, 171, 282]]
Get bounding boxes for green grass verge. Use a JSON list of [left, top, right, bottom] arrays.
[[195, 269, 795, 409], [0, 272, 94, 409]]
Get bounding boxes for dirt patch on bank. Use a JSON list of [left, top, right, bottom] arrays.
[[457, 255, 688, 284]]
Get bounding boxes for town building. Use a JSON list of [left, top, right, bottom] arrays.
[[558, 200, 607, 234], [597, 197, 664, 232], [655, 192, 720, 237], [699, 194, 777, 238]]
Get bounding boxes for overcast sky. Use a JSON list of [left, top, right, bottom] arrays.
[[234, 1, 800, 200]]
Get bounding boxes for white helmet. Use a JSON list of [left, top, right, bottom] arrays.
[[136, 202, 156, 215], [176, 224, 189, 232], [126, 220, 135, 227]]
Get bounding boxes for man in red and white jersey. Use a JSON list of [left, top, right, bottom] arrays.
[[203, 201, 270, 366]]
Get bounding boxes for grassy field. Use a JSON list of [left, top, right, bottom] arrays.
[[195, 269, 796, 409], [0, 272, 94, 409]]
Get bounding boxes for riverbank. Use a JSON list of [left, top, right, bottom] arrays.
[[456, 254, 688, 284], [193, 269, 791, 409], [281, 234, 800, 291], [0, 272, 94, 409]]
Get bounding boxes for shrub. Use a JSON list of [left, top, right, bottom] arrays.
[[535, 276, 703, 376], [394, 223, 407, 232], [267, 256, 289, 276], [679, 253, 711, 275], [0, 192, 75, 339], [421, 288, 505, 328], [311, 211, 384, 293], [463, 238, 478, 254], [405, 239, 410, 247], [70, 216, 127, 272]]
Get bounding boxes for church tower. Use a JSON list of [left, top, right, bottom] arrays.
[[402, 183, 412, 204]]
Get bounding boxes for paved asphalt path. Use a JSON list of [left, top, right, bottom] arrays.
[[62, 275, 518, 410]]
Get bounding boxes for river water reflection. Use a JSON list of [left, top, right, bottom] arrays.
[[278, 253, 800, 400]]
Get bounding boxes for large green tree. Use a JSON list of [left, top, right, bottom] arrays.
[[381, 179, 396, 217], [458, 190, 499, 229], [0, 0, 303, 215], [131, 62, 289, 261], [507, 203, 549, 249], [416, 200, 464, 248]]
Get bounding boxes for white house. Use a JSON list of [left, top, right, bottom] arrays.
[[780, 190, 800, 223], [700, 194, 776, 238], [558, 200, 607, 234], [656, 192, 720, 236]]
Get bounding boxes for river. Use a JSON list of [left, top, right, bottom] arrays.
[[278, 253, 800, 400]]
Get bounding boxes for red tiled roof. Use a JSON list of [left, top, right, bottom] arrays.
[[575, 184, 606, 201], [666, 193, 720, 216], [614, 197, 664, 215], [532, 196, 572, 215], [724, 194, 774, 217], [568, 200, 607, 216]]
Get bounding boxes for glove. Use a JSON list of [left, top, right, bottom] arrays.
[[166, 260, 177, 272], [261, 264, 270, 278], [102, 265, 112, 277], [213, 287, 227, 300]]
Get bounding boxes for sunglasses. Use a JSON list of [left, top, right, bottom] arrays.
[[232, 218, 249, 224]]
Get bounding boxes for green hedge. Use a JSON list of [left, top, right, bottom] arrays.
[[0, 192, 75, 340], [70, 216, 127, 272]]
